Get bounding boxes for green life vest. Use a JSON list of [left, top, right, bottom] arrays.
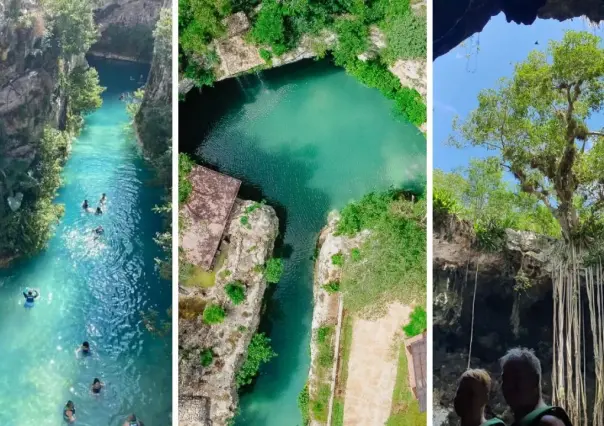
[[483, 418, 507, 426], [517, 406, 573, 426]]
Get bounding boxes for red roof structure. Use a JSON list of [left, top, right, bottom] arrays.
[[180, 165, 241, 270]]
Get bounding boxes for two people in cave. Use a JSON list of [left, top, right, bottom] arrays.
[[454, 347, 572, 426]]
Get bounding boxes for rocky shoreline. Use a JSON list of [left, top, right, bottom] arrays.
[[306, 212, 367, 425], [179, 200, 279, 426]]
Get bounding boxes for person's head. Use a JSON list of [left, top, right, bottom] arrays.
[[96, 207, 102, 213], [66, 400, 74, 410], [27, 290, 32, 296], [102, 193, 106, 198], [93, 378, 100, 385], [501, 347, 542, 413], [127, 414, 138, 422], [82, 341, 90, 351], [454, 369, 491, 420]]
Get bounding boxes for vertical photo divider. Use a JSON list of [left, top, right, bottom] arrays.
[[172, 0, 180, 420], [426, 0, 434, 423]]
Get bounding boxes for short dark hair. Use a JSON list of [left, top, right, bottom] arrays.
[[83, 341, 90, 347]]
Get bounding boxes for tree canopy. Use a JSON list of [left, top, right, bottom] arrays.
[[450, 31, 604, 242]]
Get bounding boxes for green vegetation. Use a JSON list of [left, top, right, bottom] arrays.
[[45, 0, 98, 57], [306, 325, 335, 423], [385, 341, 426, 425], [179, 153, 195, 204], [200, 348, 214, 367], [225, 281, 246, 305], [311, 384, 331, 423], [448, 31, 604, 245], [178, 0, 426, 125], [434, 159, 562, 251], [264, 257, 284, 283], [236, 333, 277, 388], [298, 383, 311, 426], [350, 247, 361, 262], [203, 304, 226, 324], [338, 190, 426, 312], [240, 215, 250, 228], [331, 253, 344, 266], [244, 200, 265, 214], [332, 313, 353, 426], [322, 281, 340, 294], [403, 306, 426, 337]]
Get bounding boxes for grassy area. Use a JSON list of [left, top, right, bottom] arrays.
[[306, 324, 337, 424], [385, 343, 426, 426], [403, 306, 427, 337], [179, 297, 206, 320], [331, 312, 353, 426], [181, 250, 228, 288]]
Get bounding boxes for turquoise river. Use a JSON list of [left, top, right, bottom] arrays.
[[0, 58, 172, 426], [180, 59, 426, 425]]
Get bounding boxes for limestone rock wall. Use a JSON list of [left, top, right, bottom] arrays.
[[179, 200, 279, 426], [91, 0, 162, 62], [135, 0, 171, 160]]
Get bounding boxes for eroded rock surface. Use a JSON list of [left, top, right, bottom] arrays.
[[179, 200, 279, 426]]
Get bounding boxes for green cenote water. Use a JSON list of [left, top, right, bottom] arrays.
[[0, 58, 172, 425], [180, 59, 426, 425]]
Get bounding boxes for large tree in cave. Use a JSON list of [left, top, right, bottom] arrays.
[[450, 31, 604, 425]]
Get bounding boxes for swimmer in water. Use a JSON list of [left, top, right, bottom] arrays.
[[94, 225, 104, 235], [23, 288, 39, 307], [95, 206, 103, 215], [91, 378, 104, 394], [82, 199, 89, 210], [76, 341, 91, 356], [63, 400, 76, 423], [123, 414, 144, 426], [100, 193, 107, 204], [119, 93, 124, 100]]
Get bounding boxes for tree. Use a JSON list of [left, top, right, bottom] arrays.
[[236, 333, 276, 387], [67, 66, 105, 116], [450, 31, 604, 242], [225, 281, 246, 305], [203, 304, 226, 324], [45, 0, 98, 56]]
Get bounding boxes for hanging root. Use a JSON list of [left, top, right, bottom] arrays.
[[552, 245, 604, 425]]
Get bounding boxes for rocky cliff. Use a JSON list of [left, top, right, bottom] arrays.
[[135, 2, 171, 160], [434, 0, 604, 58], [432, 213, 596, 424], [90, 0, 162, 62], [179, 200, 279, 426]]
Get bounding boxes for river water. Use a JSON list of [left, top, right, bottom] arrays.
[[180, 58, 426, 425], [0, 58, 172, 426]]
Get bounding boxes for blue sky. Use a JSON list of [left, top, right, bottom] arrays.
[[434, 13, 602, 172]]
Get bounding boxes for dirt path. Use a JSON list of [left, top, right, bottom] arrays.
[[343, 303, 412, 426]]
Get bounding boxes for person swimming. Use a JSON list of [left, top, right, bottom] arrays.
[[94, 225, 104, 235], [82, 199, 89, 210], [123, 414, 144, 426], [95, 206, 103, 215], [23, 288, 39, 307], [76, 341, 91, 356], [100, 193, 107, 204], [63, 400, 76, 423], [91, 378, 104, 394]]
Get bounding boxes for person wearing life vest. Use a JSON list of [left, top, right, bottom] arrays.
[[501, 347, 572, 426], [454, 368, 505, 426]]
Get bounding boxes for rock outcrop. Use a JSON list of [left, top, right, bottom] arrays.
[[179, 200, 279, 426], [91, 0, 162, 62], [434, 0, 604, 58], [307, 212, 367, 426], [135, 2, 171, 160]]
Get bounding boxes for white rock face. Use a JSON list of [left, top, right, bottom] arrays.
[[179, 200, 279, 426]]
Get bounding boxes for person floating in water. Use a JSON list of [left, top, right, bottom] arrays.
[[22, 288, 39, 308], [119, 93, 124, 100], [63, 400, 76, 423], [95, 206, 103, 215], [94, 225, 104, 235], [123, 414, 144, 426], [82, 199, 89, 210], [100, 193, 107, 205], [76, 341, 91, 356], [91, 378, 104, 394]]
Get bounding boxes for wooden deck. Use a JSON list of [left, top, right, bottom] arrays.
[[180, 165, 241, 270]]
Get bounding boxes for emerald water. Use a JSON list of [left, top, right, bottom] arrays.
[[180, 59, 426, 425], [0, 58, 172, 425]]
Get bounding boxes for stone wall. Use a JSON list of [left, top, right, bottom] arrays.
[[179, 200, 279, 426]]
